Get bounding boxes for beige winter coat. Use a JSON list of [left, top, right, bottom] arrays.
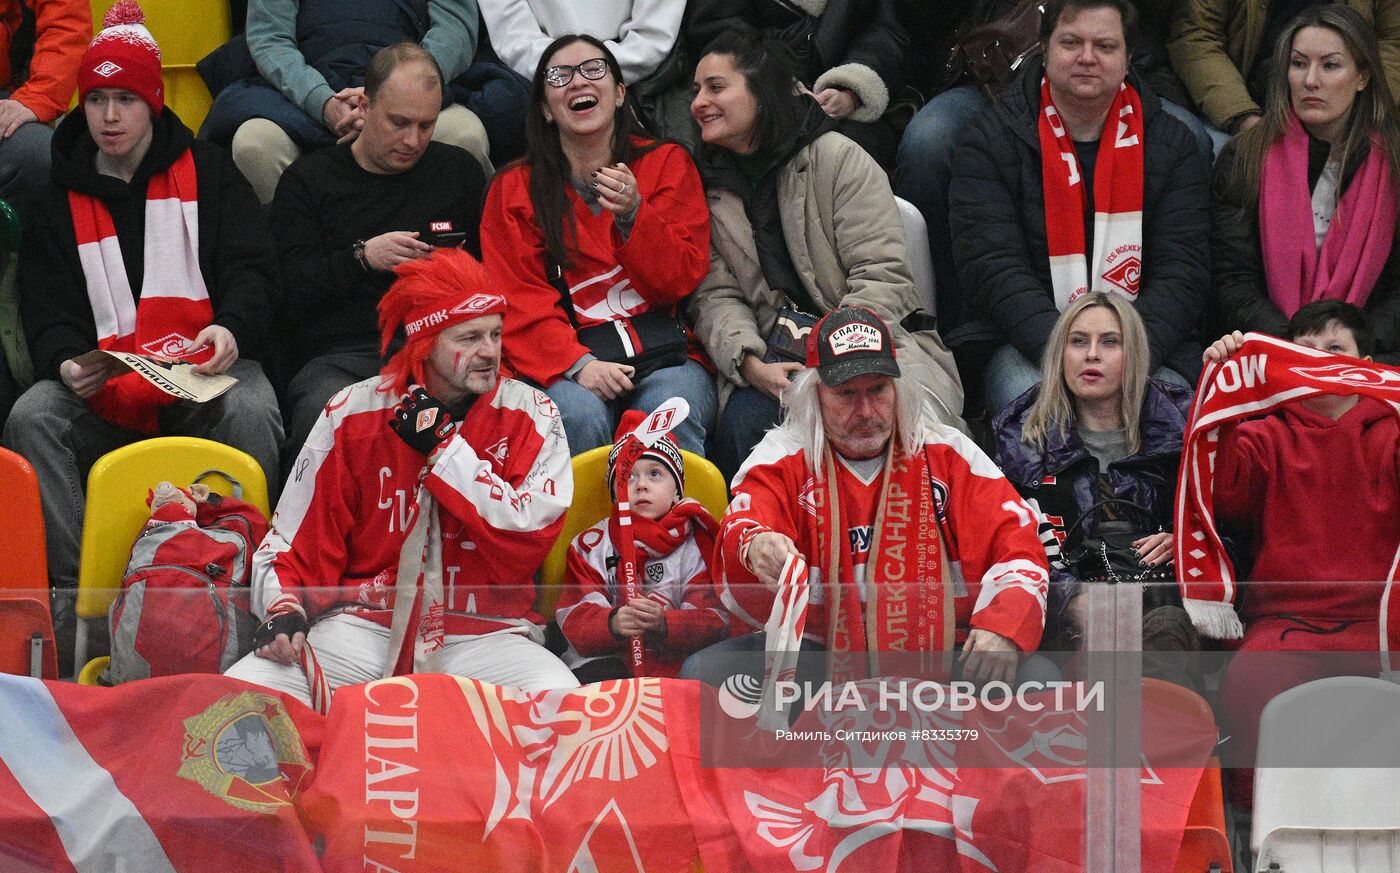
[[690, 132, 964, 425]]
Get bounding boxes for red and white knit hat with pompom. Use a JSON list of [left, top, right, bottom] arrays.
[[78, 1, 164, 113]]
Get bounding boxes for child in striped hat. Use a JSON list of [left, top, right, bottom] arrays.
[[554, 408, 728, 682]]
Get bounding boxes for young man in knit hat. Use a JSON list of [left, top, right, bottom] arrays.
[[682, 306, 1052, 687], [225, 248, 579, 706], [2, 0, 280, 672], [554, 407, 727, 683]]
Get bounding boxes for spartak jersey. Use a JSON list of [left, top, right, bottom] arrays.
[[718, 415, 1048, 652], [253, 376, 572, 636]]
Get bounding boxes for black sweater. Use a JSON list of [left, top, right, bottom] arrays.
[[21, 109, 277, 380], [269, 141, 485, 358]]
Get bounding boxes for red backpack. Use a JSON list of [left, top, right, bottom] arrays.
[[106, 485, 269, 682]]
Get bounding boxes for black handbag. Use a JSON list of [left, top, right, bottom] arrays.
[[547, 261, 689, 381], [1061, 498, 1180, 611], [762, 307, 821, 364]]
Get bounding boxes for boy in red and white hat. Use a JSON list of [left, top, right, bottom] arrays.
[[555, 407, 728, 682], [3, 0, 280, 673]]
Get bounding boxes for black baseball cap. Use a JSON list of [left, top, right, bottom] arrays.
[[805, 306, 901, 386]]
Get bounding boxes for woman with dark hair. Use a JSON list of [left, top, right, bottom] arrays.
[[993, 293, 1194, 649], [1212, 4, 1400, 365], [688, 31, 963, 483], [684, 0, 909, 168], [481, 34, 715, 455]]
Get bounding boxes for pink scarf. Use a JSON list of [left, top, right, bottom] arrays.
[[1259, 113, 1397, 316], [1174, 334, 1400, 672]]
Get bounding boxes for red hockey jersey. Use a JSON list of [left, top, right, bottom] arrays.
[[252, 376, 572, 636], [717, 416, 1049, 653]]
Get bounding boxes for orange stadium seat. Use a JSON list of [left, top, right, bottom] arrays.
[[1141, 678, 1232, 873], [0, 447, 47, 600], [0, 594, 58, 679]]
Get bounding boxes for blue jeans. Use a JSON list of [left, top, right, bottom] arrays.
[[894, 85, 990, 331], [543, 359, 716, 456], [199, 80, 334, 149], [1157, 98, 1216, 163], [0, 116, 53, 213], [984, 344, 1194, 416], [711, 386, 781, 486]]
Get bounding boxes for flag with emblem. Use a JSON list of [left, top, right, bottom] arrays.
[[671, 681, 1215, 872], [303, 673, 700, 873], [0, 673, 322, 872]]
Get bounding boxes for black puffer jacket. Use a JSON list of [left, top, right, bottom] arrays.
[[20, 109, 276, 380], [948, 58, 1211, 381], [993, 378, 1192, 635], [1210, 135, 1400, 365]]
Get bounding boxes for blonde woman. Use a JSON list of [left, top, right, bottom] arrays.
[[992, 293, 1193, 647]]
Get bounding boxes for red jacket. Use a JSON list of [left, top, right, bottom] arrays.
[[1, 0, 90, 124], [481, 141, 710, 386], [252, 376, 573, 636], [1214, 396, 1400, 623], [718, 415, 1050, 653]]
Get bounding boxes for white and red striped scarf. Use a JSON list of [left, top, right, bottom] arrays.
[[1175, 334, 1400, 670], [69, 148, 212, 433], [1039, 77, 1145, 310]]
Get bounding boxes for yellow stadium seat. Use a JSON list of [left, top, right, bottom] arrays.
[[73, 437, 270, 669], [89, 0, 232, 131], [77, 655, 111, 686], [536, 447, 728, 620]]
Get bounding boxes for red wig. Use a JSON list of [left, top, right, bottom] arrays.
[[377, 248, 501, 395]]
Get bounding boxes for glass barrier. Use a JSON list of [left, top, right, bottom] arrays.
[[3, 580, 1399, 871]]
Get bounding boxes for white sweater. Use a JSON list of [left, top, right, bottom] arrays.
[[481, 0, 684, 84]]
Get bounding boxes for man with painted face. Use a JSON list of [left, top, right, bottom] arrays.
[[684, 307, 1051, 687], [225, 248, 579, 707], [270, 42, 485, 475]]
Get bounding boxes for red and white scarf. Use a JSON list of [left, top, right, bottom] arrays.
[[69, 148, 212, 433], [1039, 77, 1145, 309], [605, 498, 719, 678], [1259, 113, 1398, 316], [1175, 334, 1400, 670], [812, 443, 952, 671]]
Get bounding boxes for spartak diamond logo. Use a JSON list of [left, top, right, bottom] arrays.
[[1291, 362, 1400, 387], [93, 61, 123, 78], [451, 293, 504, 315], [416, 409, 436, 433], [140, 332, 194, 357], [645, 408, 674, 434], [797, 478, 818, 517], [1101, 254, 1142, 296], [485, 437, 509, 464]]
